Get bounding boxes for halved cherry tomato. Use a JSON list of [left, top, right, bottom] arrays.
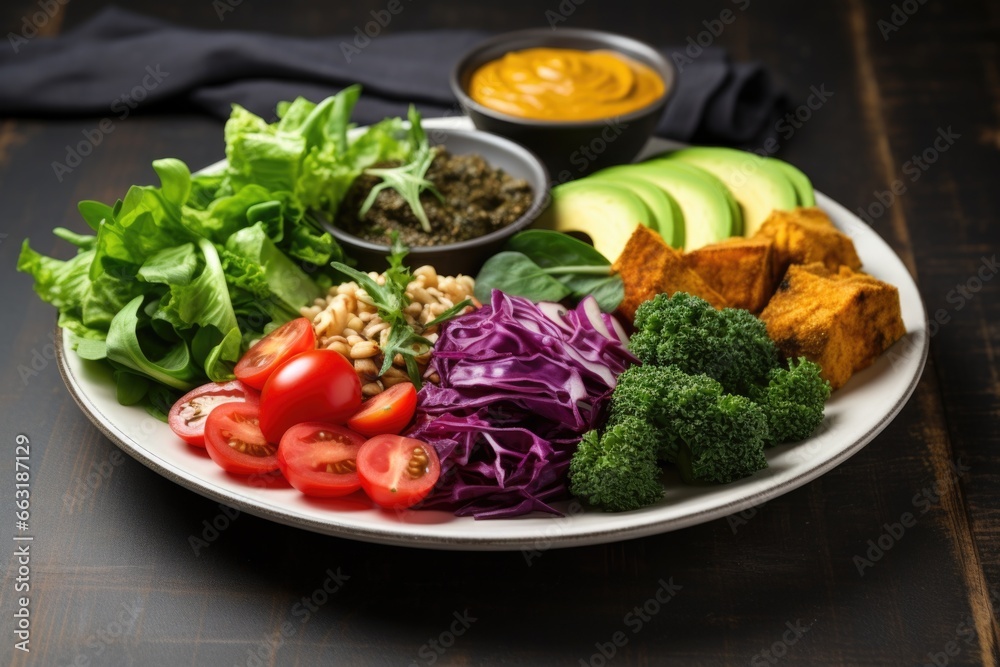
[[168, 380, 260, 447], [259, 349, 362, 444], [356, 434, 441, 509], [347, 382, 418, 437], [235, 318, 316, 390], [204, 402, 278, 475], [277, 423, 367, 497]]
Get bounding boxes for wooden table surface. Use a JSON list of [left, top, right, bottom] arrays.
[[2, 1, 998, 665]]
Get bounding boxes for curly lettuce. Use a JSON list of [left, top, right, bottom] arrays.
[[18, 159, 326, 417], [19, 85, 428, 418]]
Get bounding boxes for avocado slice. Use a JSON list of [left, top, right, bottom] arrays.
[[535, 181, 653, 261], [597, 161, 737, 251], [655, 147, 798, 237], [586, 173, 684, 249], [768, 158, 816, 206]]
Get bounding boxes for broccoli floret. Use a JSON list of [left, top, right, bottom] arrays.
[[608, 365, 717, 463], [569, 417, 664, 512], [674, 393, 769, 484], [572, 296, 829, 510], [606, 365, 769, 484], [753, 358, 831, 445], [629, 292, 779, 396]]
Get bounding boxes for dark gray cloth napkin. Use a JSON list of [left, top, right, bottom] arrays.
[[0, 7, 788, 145]]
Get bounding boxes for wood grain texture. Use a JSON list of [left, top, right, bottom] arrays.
[[845, 0, 1000, 664], [1, 0, 998, 665]]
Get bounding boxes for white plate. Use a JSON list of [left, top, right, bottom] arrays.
[[56, 118, 928, 550]]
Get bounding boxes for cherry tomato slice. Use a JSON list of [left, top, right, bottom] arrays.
[[277, 423, 367, 497], [204, 402, 278, 475], [168, 380, 260, 447], [259, 349, 362, 444], [347, 382, 418, 437], [235, 318, 316, 390], [356, 434, 441, 509]]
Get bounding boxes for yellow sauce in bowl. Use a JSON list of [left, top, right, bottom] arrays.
[[468, 47, 666, 122]]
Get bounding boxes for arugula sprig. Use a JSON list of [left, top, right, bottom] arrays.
[[330, 234, 470, 389], [358, 106, 443, 234]]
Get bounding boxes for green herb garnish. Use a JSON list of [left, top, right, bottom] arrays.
[[331, 234, 470, 388], [359, 106, 443, 234]]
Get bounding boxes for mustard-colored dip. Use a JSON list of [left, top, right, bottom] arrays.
[[469, 47, 665, 122]]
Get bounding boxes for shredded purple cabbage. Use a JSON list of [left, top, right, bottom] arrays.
[[407, 290, 636, 519]]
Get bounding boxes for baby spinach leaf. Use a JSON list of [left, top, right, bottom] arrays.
[[559, 274, 625, 314], [474, 251, 572, 305], [475, 231, 625, 312], [506, 229, 612, 269], [506, 231, 624, 312]]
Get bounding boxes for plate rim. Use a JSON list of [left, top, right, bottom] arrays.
[[54, 120, 929, 550]]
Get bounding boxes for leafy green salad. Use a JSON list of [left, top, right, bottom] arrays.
[[17, 85, 428, 418]]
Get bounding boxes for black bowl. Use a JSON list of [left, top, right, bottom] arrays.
[[451, 28, 675, 182], [320, 126, 549, 276]]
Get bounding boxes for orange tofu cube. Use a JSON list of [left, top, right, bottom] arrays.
[[682, 237, 777, 313], [754, 207, 863, 283], [759, 263, 906, 389], [612, 225, 728, 322]]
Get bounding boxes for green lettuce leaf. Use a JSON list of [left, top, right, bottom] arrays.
[[17, 240, 94, 312], [138, 243, 198, 285], [183, 184, 276, 241], [225, 104, 307, 193], [105, 296, 200, 391], [188, 171, 229, 209], [225, 222, 323, 317], [89, 163, 196, 283], [53, 227, 96, 250], [82, 272, 148, 331], [114, 370, 150, 406], [71, 335, 108, 360], [163, 239, 238, 331], [77, 200, 115, 231]]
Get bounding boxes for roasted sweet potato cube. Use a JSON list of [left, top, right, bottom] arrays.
[[613, 225, 728, 322], [682, 237, 777, 313], [754, 207, 863, 283], [759, 263, 906, 389]]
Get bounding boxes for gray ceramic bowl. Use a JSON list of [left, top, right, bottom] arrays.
[[320, 126, 548, 276], [451, 28, 675, 182]]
